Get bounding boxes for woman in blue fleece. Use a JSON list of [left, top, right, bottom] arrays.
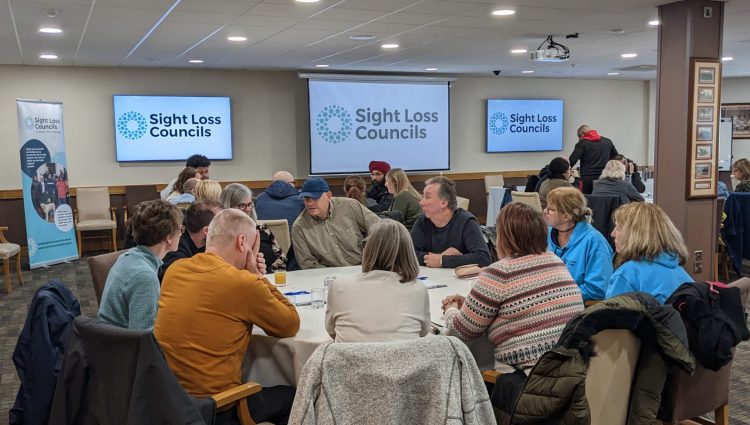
[[545, 187, 613, 301], [606, 202, 691, 303]]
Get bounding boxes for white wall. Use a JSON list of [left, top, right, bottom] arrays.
[[721, 77, 750, 161], [0, 65, 651, 190]]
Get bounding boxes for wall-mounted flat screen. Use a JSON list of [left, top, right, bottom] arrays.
[[308, 79, 450, 174], [113, 95, 232, 162], [486, 99, 564, 152]]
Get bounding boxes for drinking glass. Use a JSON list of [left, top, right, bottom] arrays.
[[311, 288, 324, 309]]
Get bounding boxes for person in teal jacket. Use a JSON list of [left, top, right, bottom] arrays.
[[545, 187, 613, 301], [606, 202, 692, 304]]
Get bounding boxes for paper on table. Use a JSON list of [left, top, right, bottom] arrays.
[[417, 277, 447, 289]]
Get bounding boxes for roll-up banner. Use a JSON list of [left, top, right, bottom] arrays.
[[16, 99, 78, 268]]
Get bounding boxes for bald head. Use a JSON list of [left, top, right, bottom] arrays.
[[272, 171, 295, 184], [577, 125, 591, 138], [206, 209, 256, 249]]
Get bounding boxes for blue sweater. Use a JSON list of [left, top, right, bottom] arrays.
[[98, 246, 162, 331], [255, 180, 305, 230], [548, 221, 613, 301], [605, 252, 692, 304]]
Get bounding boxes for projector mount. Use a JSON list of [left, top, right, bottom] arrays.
[[529, 35, 571, 62]]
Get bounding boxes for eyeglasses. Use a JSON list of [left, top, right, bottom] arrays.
[[237, 202, 254, 211]]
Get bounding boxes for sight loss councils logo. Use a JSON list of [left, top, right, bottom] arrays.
[[117, 111, 148, 140], [316, 105, 353, 144], [24, 116, 35, 130], [489, 112, 509, 135]]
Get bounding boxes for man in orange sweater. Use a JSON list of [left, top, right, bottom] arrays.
[[155, 208, 300, 425]]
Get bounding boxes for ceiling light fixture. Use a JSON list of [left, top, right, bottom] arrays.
[[350, 34, 375, 41], [521, 70, 534, 74], [227, 36, 247, 42], [648, 20, 660, 26], [188, 59, 204, 63], [425, 67, 438, 71], [39, 54, 58, 60], [722, 56, 734, 61], [315, 64, 330, 68], [492, 9, 515, 16], [511, 49, 527, 54], [381, 43, 399, 49], [621, 53, 637, 58], [39, 27, 62, 34], [608, 72, 620, 75]]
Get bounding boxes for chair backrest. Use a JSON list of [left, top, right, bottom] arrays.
[[456, 196, 470, 211], [258, 219, 290, 255], [484, 175, 505, 194], [76, 187, 112, 221], [584, 194, 623, 249], [510, 191, 542, 212], [88, 250, 126, 305], [585, 329, 641, 425]]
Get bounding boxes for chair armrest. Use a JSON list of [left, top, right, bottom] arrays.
[[482, 370, 502, 384], [0, 226, 8, 243], [212, 382, 262, 409], [110, 207, 117, 221], [123, 205, 128, 224]]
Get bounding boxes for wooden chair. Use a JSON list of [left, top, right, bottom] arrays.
[[484, 175, 505, 194], [88, 250, 127, 307], [658, 277, 750, 425], [0, 226, 24, 294], [456, 196, 470, 211], [510, 191, 542, 212], [74, 187, 117, 257], [258, 219, 290, 255]]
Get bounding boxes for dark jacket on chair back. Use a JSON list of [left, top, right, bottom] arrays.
[[11, 280, 81, 425]]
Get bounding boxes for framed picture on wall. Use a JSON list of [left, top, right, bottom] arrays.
[[696, 124, 713, 141], [721, 103, 750, 139], [696, 144, 713, 160], [697, 87, 714, 103], [698, 67, 715, 84], [697, 106, 714, 122], [695, 162, 712, 179]]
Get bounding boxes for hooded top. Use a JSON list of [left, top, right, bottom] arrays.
[[606, 252, 692, 304], [569, 130, 619, 178], [548, 221, 613, 301], [255, 180, 304, 229]]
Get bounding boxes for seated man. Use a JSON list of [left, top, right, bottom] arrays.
[[292, 177, 380, 269], [155, 209, 300, 425], [255, 170, 304, 230], [411, 176, 492, 268], [366, 160, 395, 213], [158, 200, 223, 281]]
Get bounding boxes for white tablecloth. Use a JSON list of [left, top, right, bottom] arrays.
[[243, 266, 493, 386], [485, 186, 508, 227]]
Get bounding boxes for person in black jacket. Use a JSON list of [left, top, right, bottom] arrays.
[[614, 154, 646, 193], [569, 125, 619, 194], [366, 160, 394, 213]]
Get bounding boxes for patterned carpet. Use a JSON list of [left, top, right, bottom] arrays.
[[0, 255, 749, 425]]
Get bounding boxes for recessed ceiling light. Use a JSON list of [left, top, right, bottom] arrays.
[[492, 9, 515, 16], [227, 36, 247, 42], [722, 56, 734, 61], [295, 0, 320, 2], [609, 28, 625, 35], [425, 67, 438, 71], [621, 53, 637, 58], [648, 20, 660, 26], [521, 70, 534, 74], [608, 72, 620, 75], [188, 59, 204, 63], [510, 49, 527, 54], [39, 27, 62, 34], [350, 34, 376, 41], [381, 43, 399, 49], [315, 64, 330, 68], [39, 54, 58, 60]]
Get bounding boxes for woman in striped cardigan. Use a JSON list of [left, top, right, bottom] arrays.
[[442, 202, 584, 373]]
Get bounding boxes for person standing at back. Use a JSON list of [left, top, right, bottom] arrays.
[[569, 125, 618, 194]]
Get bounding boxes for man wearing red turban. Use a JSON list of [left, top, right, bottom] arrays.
[[366, 160, 394, 213]]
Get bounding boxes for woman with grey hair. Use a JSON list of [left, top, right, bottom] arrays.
[[591, 160, 645, 204], [325, 219, 430, 343], [220, 183, 288, 271]]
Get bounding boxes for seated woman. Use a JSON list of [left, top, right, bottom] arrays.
[[383, 168, 422, 229], [99, 199, 182, 330], [165, 167, 199, 202], [605, 202, 691, 304], [343, 175, 374, 207], [443, 202, 584, 373], [220, 183, 287, 272], [731, 158, 750, 192], [591, 160, 645, 204], [546, 187, 613, 301], [325, 219, 429, 342], [194, 179, 222, 202], [538, 157, 574, 209]]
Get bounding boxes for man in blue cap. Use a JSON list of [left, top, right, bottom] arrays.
[[291, 177, 380, 269]]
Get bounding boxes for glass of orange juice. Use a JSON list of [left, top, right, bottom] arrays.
[[274, 270, 287, 286]]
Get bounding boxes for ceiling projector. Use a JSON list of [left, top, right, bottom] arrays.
[[529, 35, 570, 62]]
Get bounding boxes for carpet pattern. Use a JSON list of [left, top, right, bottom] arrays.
[[1, 256, 749, 425]]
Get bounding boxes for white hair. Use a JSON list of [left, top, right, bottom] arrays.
[[601, 160, 626, 180]]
